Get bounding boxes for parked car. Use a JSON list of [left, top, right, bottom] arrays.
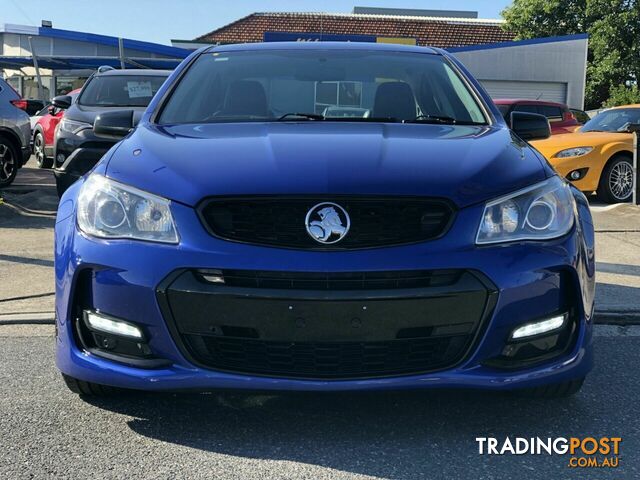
[[56, 42, 594, 399], [531, 104, 639, 203], [494, 99, 579, 135], [52, 67, 170, 195], [0, 77, 32, 187], [30, 103, 51, 130], [570, 108, 591, 125], [32, 89, 81, 168]]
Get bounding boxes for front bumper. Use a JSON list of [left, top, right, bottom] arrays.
[[53, 147, 107, 196], [55, 183, 596, 392], [20, 146, 31, 165], [53, 128, 114, 195], [547, 151, 607, 193]]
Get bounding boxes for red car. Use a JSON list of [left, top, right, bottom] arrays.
[[32, 89, 81, 168], [494, 99, 580, 135]]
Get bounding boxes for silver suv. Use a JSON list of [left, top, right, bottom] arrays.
[[0, 77, 32, 187]]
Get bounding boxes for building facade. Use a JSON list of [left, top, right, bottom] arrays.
[[185, 10, 588, 108], [0, 23, 189, 101]]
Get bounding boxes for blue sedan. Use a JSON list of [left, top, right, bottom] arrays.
[[55, 42, 595, 398]]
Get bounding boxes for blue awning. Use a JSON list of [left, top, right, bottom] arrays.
[[0, 24, 191, 71], [0, 56, 184, 70]]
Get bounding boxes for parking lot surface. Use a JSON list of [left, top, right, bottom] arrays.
[[1, 162, 640, 479], [0, 324, 638, 479]]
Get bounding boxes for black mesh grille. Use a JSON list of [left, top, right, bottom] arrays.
[[201, 269, 462, 290], [183, 335, 470, 379], [198, 197, 454, 249]]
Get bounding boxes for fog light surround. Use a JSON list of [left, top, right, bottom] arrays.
[[84, 311, 144, 339], [510, 313, 567, 340], [567, 168, 589, 181]]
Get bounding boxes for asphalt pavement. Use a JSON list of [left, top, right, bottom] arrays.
[[0, 323, 638, 479]]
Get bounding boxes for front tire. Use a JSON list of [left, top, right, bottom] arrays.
[[597, 155, 634, 203], [62, 374, 120, 396], [33, 131, 52, 169], [514, 377, 585, 398]]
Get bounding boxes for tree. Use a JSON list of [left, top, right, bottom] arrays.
[[502, 0, 640, 109], [604, 84, 640, 107]]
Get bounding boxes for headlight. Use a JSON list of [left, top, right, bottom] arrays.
[[554, 147, 593, 158], [476, 176, 575, 245], [59, 118, 92, 135], [77, 175, 179, 243]]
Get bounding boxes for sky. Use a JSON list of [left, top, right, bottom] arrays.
[[2, 0, 513, 45]]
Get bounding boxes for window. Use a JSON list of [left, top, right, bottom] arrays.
[[314, 81, 363, 114], [21, 76, 52, 100], [513, 104, 539, 114], [56, 76, 88, 96], [538, 105, 563, 122], [496, 105, 510, 116], [158, 50, 488, 125], [582, 108, 640, 132], [79, 75, 168, 107]]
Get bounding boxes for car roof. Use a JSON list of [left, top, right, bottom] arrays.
[[95, 69, 171, 77], [206, 41, 439, 55], [493, 99, 568, 107], [609, 104, 640, 109]]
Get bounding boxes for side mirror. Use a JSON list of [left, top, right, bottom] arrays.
[[52, 95, 72, 110], [510, 111, 551, 141], [93, 110, 136, 139]]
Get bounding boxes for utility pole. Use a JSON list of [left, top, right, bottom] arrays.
[[27, 36, 45, 101], [118, 38, 126, 69]]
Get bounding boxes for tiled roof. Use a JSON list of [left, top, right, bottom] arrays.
[[195, 12, 515, 48]]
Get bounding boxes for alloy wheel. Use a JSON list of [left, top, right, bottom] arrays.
[[0, 143, 15, 182], [609, 160, 634, 201], [34, 133, 45, 166]]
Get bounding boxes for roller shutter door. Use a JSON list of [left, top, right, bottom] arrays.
[[480, 80, 567, 104]]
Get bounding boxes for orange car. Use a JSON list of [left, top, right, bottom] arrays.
[[531, 105, 638, 203]]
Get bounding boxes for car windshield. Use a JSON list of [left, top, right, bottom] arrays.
[[581, 108, 640, 132], [158, 49, 488, 125], [79, 75, 167, 107]]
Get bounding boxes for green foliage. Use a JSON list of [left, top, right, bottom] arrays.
[[604, 85, 640, 107], [502, 0, 640, 109]]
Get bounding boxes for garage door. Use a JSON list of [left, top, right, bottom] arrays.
[[480, 80, 567, 104]]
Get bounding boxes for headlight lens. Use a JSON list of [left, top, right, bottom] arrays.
[[59, 118, 93, 135], [554, 147, 593, 158], [77, 175, 179, 243], [476, 176, 575, 245]]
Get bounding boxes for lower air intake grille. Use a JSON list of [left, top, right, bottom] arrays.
[[183, 335, 470, 379]]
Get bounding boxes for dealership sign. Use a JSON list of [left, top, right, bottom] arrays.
[[264, 31, 416, 45]]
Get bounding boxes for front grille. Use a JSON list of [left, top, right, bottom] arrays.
[[198, 196, 454, 249], [201, 269, 461, 290], [158, 268, 496, 380], [183, 335, 469, 379]]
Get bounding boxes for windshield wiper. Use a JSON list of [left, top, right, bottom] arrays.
[[277, 112, 324, 121], [404, 115, 485, 126]]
